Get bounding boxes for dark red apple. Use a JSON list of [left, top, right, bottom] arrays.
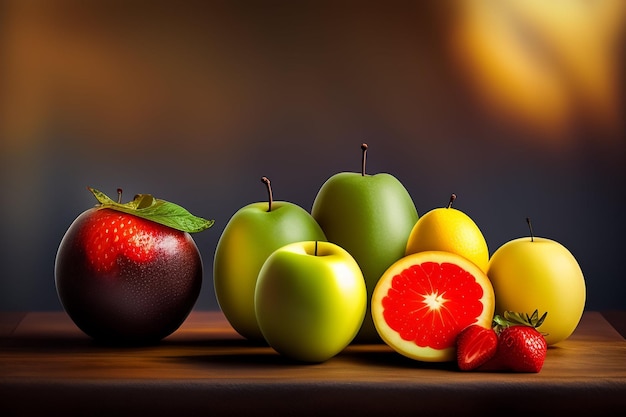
[[54, 187, 213, 344]]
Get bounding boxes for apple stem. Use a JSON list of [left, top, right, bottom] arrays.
[[447, 193, 456, 209], [526, 217, 535, 242], [261, 176, 273, 212], [315, 240, 318, 256], [361, 143, 368, 176], [117, 188, 123, 204]]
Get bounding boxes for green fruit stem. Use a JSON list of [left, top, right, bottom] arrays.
[[261, 176, 273, 212]]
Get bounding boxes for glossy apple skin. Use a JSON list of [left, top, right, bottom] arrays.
[[213, 201, 326, 341], [255, 241, 367, 362], [311, 172, 418, 342], [487, 237, 586, 345], [54, 208, 203, 344]]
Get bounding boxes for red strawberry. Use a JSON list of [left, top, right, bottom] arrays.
[[456, 324, 498, 370], [82, 209, 170, 273], [479, 310, 548, 373], [483, 325, 547, 372]]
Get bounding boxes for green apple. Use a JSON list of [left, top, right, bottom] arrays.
[[213, 177, 326, 341], [254, 240, 367, 362], [311, 144, 419, 342], [487, 218, 586, 345]]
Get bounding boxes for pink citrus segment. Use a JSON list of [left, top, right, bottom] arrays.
[[372, 251, 495, 362]]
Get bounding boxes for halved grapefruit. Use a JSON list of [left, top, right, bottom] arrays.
[[372, 251, 495, 362]]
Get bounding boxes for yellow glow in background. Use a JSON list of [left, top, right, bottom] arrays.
[[448, 0, 625, 147]]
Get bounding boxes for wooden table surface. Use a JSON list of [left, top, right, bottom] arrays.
[[1, 310, 625, 416]]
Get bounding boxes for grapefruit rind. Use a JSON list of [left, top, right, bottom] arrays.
[[372, 251, 495, 362]]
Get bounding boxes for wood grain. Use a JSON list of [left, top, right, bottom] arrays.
[[1, 311, 625, 416]]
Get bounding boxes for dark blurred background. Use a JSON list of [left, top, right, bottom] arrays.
[[1, 1, 625, 312]]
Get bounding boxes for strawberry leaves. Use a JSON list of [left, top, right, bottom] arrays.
[[88, 187, 214, 233], [493, 310, 548, 336]]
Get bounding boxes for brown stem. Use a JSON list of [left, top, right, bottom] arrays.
[[315, 240, 318, 256], [447, 193, 456, 209], [261, 177, 273, 212], [361, 143, 368, 176], [526, 217, 534, 242], [117, 188, 123, 204]]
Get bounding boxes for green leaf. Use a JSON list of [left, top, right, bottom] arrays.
[[88, 187, 214, 233], [492, 309, 549, 335]]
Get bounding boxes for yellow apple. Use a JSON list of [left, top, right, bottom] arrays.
[[487, 230, 586, 345]]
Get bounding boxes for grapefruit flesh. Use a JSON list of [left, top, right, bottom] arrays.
[[372, 251, 495, 362]]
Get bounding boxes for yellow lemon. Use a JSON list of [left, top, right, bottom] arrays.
[[405, 194, 489, 272]]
